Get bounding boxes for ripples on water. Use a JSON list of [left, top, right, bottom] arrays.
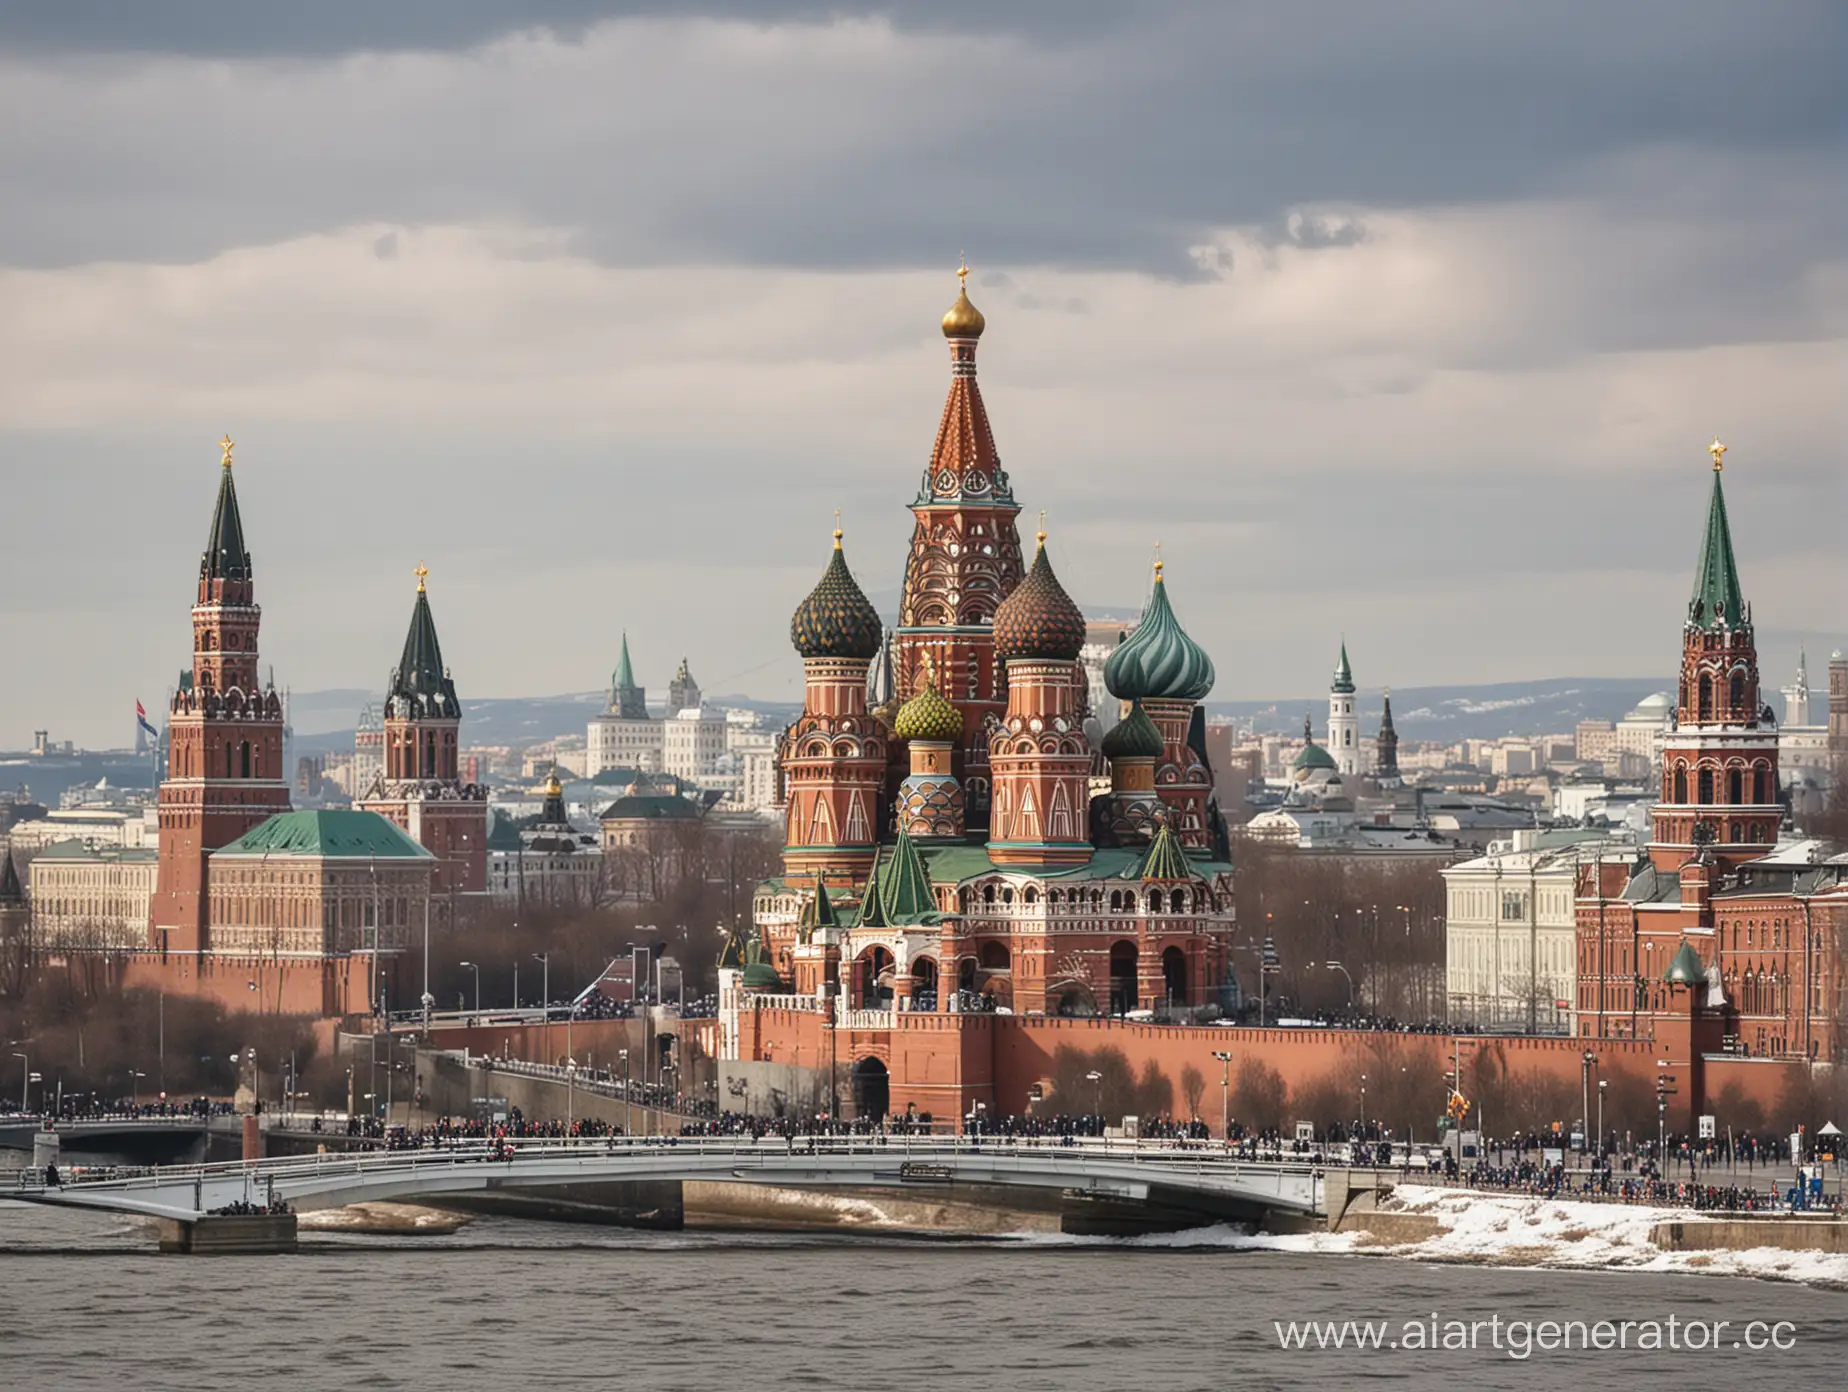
[[2, 1201, 1844, 1392]]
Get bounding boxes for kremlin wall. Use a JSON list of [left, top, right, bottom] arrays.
[[8, 275, 1843, 1138]]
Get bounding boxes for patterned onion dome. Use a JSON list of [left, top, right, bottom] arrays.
[[1103, 562, 1215, 701], [993, 533, 1086, 662], [790, 531, 883, 660], [1101, 699, 1164, 760], [893, 682, 962, 742]]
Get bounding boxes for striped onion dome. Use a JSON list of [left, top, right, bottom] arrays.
[[1104, 563, 1214, 702]]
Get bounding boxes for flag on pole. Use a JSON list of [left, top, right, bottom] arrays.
[[136, 700, 159, 741]]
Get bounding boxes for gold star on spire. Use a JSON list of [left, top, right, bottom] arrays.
[[219, 434, 236, 469], [1709, 437, 1727, 472], [415, 562, 429, 592]]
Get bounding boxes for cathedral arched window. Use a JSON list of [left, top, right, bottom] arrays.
[[1754, 764, 1771, 803], [1727, 768, 1743, 805], [1729, 671, 1746, 714], [1673, 765, 1687, 804], [1697, 768, 1714, 804], [1697, 675, 1713, 721]]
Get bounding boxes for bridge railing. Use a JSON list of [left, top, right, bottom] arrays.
[[23, 1133, 1331, 1199]]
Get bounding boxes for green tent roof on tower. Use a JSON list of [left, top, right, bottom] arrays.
[[857, 849, 891, 929], [1663, 940, 1707, 986], [1688, 440, 1747, 631], [880, 829, 937, 923], [201, 443, 252, 581], [1138, 822, 1196, 881], [387, 572, 461, 720], [1332, 639, 1355, 694], [798, 870, 838, 937]]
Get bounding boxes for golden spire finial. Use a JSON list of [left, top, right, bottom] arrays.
[[833, 508, 843, 550], [1036, 509, 1047, 548], [415, 562, 428, 592], [1153, 540, 1164, 582], [958, 253, 968, 290], [1709, 436, 1727, 472], [219, 434, 235, 469]]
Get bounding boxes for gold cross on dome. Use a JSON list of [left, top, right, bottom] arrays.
[[833, 508, 843, 548], [415, 563, 429, 592], [1037, 509, 1047, 546], [958, 254, 969, 290], [219, 434, 236, 468], [1709, 437, 1727, 471]]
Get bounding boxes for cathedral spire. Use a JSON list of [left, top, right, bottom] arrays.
[[917, 260, 1013, 507], [1332, 638, 1354, 694], [1689, 438, 1747, 630]]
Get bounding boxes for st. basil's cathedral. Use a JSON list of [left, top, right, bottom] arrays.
[[748, 269, 1238, 1032]]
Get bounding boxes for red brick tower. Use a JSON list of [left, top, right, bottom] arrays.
[[987, 528, 1093, 865], [895, 264, 1027, 830], [782, 529, 888, 887], [358, 567, 488, 897], [1651, 439, 1782, 872], [150, 437, 291, 954]]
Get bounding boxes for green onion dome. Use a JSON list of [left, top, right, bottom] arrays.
[[1103, 562, 1215, 701], [790, 530, 883, 661], [994, 531, 1086, 662], [893, 682, 962, 742], [1291, 740, 1338, 773], [1101, 699, 1164, 760]]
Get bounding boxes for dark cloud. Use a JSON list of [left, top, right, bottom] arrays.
[[0, 4, 1840, 274]]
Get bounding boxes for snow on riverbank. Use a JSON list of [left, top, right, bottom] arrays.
[[1349, 1185, 1848, 1289], [298, 1203, 473, 1234], [1024, 1186, 1847, 1288]]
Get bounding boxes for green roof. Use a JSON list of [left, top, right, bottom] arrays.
[[1688, 464, 1747, 630], [1138, 824, 1195, 881], [217, 810, 432, 860], [201, 461, 251, 582], [600, 794, 701, 821], [1663, 940, 1707, 985], [387, 584, 459, 720], [1332, 639, 1354, 694], [798, 871, 838, 935], [880, 829, 936, 921]]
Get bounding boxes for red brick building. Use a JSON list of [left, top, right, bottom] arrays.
[[1576, 440, 1847, 1067]]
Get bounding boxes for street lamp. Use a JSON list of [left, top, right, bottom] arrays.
[[1323, 961, 1356, 1010], [460, 961, 481, 1016], [532, 952, 550, 1014], [129, 1070, 147, 1112], [620, 1048, 631, 1138], [1085, 1069, 1104, 1128], [1212, 1050, 1233, 1141], [1359, 1074, 1368, 1138], [11, 1052, 28, 1113], [1597, 1079, 1608, 1165]]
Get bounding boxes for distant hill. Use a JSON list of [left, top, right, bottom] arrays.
[[1207, 677, 1669, 742], [288, 675, 1668, 757]]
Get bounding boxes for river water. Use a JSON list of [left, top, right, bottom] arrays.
[[2, 1200, 1844, 1391]]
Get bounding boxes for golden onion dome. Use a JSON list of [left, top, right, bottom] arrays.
[[941, 260, 986, 339]]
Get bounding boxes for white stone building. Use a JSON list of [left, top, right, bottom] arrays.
[[1443, 828, 1631, 1033], [27, 839, 158, 949]]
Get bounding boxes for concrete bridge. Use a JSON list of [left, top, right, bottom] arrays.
[[11, 1137, 1331, 1242]]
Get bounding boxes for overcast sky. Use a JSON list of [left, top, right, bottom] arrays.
[[1, 3, 1843, 749]]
